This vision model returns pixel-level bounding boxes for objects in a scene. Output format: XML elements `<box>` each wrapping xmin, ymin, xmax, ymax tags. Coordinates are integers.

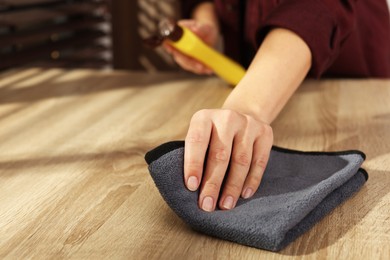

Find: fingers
<box><xmin>178</xmin><ymin>19</ymin><xmax>220</xmax><ymax>48</ymax></box>
<box><xmin>198</xmin><ymin>119</ymin><xmax>235</xmax><ymax>211</ymax></box>
<box><xmin>177</xmin><ymin>20</ymin><xmax>197</xmax><ymax>31</ymax></box>
<box><xmin>184</xmin><ymin>109</ymin><xmax>273</xmax><ymax>212</ymax></box>
<box><xmin>242</xmin><ymin>124</ymin><xmax>273</xmax><ymax>199</ymax></box>
<box><xmin>163</xmin><ymin>42</ymin><xmax>213</xmax><ymax>75</ymax></box>
<box><xmin>172</xmin><ymin>48</ymin><xmax>213</xmax><ymax>75</ymax></box>
<box><xmin>184</xmin><ymin>110</ymin><xmax>212</xmax><ymax>192</ymax></box>
<box><xmin>178</xmin><ymin>20</ymin><xmax>215</xmax><ymax>44</ymax></box>
<box><xmin>218</xmin><ymin>129</ymin><xmax>254</xmax><ymax>210</ymax></box>
<box><xmin>161</xmin><ymin>19</ymin><xmax>214</xmax><ymax>75</ymax></box>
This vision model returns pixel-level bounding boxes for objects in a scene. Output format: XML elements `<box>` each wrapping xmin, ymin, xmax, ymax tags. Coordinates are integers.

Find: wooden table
<box><xmin>0</xmin><ymin>68</ymin><xmax>389</xmax><ymax>259</ymax></box>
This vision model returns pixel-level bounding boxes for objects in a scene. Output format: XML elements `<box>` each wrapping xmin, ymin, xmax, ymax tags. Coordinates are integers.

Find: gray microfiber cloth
<box><xmin>145</xmin><ymin>141</ymin><xmax>368</xmax><ymax>251</ymax></box>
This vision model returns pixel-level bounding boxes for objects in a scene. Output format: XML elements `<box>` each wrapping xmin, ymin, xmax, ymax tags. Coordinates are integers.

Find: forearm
<box><xmin>223</xmin><ymin>28</ymin><xmax>312</xmax><ymax>124</ymax></box>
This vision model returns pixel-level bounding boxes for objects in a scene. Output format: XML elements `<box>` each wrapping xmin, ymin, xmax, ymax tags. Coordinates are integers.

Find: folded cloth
<box><xmin>145</xmin><ymin>141</ymin><xmax>368</xmax><ymax>251</ymax></box>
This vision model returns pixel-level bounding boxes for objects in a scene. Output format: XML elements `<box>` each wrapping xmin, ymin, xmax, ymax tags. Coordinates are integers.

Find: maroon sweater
<box><xmin>182</xmin><ymin>0</ymin><xmax>390</xmax><ymax>78</ymax></box>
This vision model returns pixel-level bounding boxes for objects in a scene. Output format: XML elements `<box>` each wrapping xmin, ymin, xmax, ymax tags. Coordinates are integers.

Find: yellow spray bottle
<box><xmin>149</xmin><ymin>19</ymin><xmax>246</xmax><ymax>86</ymax></box>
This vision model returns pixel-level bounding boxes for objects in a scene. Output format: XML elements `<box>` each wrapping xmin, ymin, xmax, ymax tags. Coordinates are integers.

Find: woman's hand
<box><xmin>163</xmin><ymin>19</ymin><xmax>220</xmax><ymax>75</ymax></box>
<box><xmin>181</xmin><ymin>28</ymin><xmax>311</xmax><ymax>212</ymax></box>
<box><xmin>184</xmin><ymin>109</ymin><xmax>273</xmax><ymax>211</ymax></box>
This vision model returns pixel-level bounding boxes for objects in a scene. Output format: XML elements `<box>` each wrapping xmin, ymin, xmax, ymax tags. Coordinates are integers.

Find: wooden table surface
<box><xmin>0</xmin><ymin>68</ymin><xmax>389</xmax><ymax>259</ymax></box>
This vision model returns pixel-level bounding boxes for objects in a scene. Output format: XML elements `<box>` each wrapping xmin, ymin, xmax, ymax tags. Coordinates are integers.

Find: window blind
<box><xmin>0</xmin><ymin>0</ymin><xmax>112</xmax><ymax>70</ymax></box>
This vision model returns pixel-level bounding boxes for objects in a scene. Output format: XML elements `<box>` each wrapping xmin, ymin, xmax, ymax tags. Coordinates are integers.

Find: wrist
<box><xmin>222</xmin><ymin>96</ymin><xmax>273</xmax><ymax>125</ymax></box>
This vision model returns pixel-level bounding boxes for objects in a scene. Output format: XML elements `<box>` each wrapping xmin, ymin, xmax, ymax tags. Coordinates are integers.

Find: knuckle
<box><xmin>263</xmin><ymin>124</ymin><xmax>273</xmax><ymax>136</ymax></box>
<box><xmin>232</xmin><ymin>152</ymin><xmax>251</xmax><ymax>167</ymax></box>
<box><xmin>203</xmin><ymin>181</ymin><xmax>220</xmax><ymax>193</ymax></box>
<box><xmin>249</xmin><ymin>172</ymin><xmax>263</xmax><ymax>185</ymax></box>
<box><xmin>259</xmin><ymin>124</ymin><xmax>273</xmax><ymax>137</ymax></box>
<box><xmin>186</xmin><ymin>131</ymin><xmax>203</xmax><ymax>144</ymax></box>
<box><xmin>220</xmin><ymin>110</ymin><xmax>237</xmax><ymax>124</ymax></box>
<box><xmin>253</xmin><ymin>155</ymin><xmax>268</xmax><ymax>170</ymax></box>
<box><xmin>209</xmin><ymin>147</ymin><xmax>229</xmax><ymax>162</ymax></box>
<box><xmin>186</xmin><ymin>159</ymin><xmax>203</xmax><ymax>170</ymax></box>
<box><xmin>225</xmin><ymin>181</ymin><xmax>243</xmax><ymax>194</ymax></box>
<box><xmin>256</xmin><ymin>124</ymin><xmax>265</xmax><ymax>135</ymax></box>
<box><xmin>245</xmin><ymin>114</ymin><xmax>256</xmax><ymax>125</ymax></box>
<box><xmin>192</xmin><ymin>109</ymin><xmax>210</xmax><ymax>121</ymax></box>
<box><xmin>247</xmin><ymin>117</ymin><xmax>261</xmax><ymax>131</ymax></box>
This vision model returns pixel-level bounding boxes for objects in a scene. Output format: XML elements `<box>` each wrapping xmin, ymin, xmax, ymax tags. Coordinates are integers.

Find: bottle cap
<box><xmin>143</xmin><ymin>19</ymin><xmax>183</xmax><ymax>48</ymax></box>
<box><xmin>158</xmin><ymin>19</ymin><xmax>183</xmax><ymax>42</ymax></box>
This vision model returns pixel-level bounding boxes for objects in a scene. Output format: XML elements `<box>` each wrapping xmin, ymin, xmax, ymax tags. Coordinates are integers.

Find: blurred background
<box><xmin>1</xmin><ymin>0</ymin><xmax>389</xmax><ymax>73</ymax></box>
<box><xmin>0</xmin><ymin>0</ymin><xmax>180</xmax><ymax>72</ymax></box>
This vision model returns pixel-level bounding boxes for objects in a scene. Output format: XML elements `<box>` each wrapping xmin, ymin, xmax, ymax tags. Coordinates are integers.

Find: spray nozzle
<box><xmin>143</xmin><ymin>19</ymin><xmax>183</xmax><ymax>48</ymax></box>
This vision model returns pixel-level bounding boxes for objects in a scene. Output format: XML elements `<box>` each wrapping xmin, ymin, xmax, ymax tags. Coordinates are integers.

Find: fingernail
<box><xmin>187</xmin><ymin>176</ymin><xmax>199</xmax><ymax>191</ymax></box>
<box><xmin>201</xmin><ymin>196</ymin><xmax>214</xmax><ymax>212</ymax></box>
<box><xmin>243</xmin><ymin>188</ymin><xmax>253</xmax><ymax>199</ymax></box>
<box><xmin>222</xmin><ymin>196</ymin><xmax>234</xmax><ymax>210</ymax></box>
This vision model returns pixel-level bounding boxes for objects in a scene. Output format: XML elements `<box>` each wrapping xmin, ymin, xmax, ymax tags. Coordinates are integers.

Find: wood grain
<box><xmin>0</xmin><ymin>68</ymin><xmax>389</xmax><ymax>259</ymax></box>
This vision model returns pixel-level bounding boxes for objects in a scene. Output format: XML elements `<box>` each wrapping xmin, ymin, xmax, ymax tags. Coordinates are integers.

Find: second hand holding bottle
<box><xmin>159</xmin><ymin>19</ymin><xmax>246</xmax><ymax>86</ymax></box>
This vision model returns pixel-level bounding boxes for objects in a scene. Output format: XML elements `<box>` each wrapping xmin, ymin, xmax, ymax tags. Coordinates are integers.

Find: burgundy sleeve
<box><xmin>181</xmin><ymin>0</ymin><xmax>213</xmax><ymax>19</ymax></box>
<box><xmin>256</xmin><ymin>0</ymin><xmax>358</xmax><ymax>77</ymax></box>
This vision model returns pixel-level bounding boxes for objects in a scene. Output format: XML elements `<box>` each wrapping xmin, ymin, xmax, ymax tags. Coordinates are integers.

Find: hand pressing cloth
<box><xmin>145</xmin><ymin>141</ymin><xmax>368</xmax><ymax>251</ymax></box>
